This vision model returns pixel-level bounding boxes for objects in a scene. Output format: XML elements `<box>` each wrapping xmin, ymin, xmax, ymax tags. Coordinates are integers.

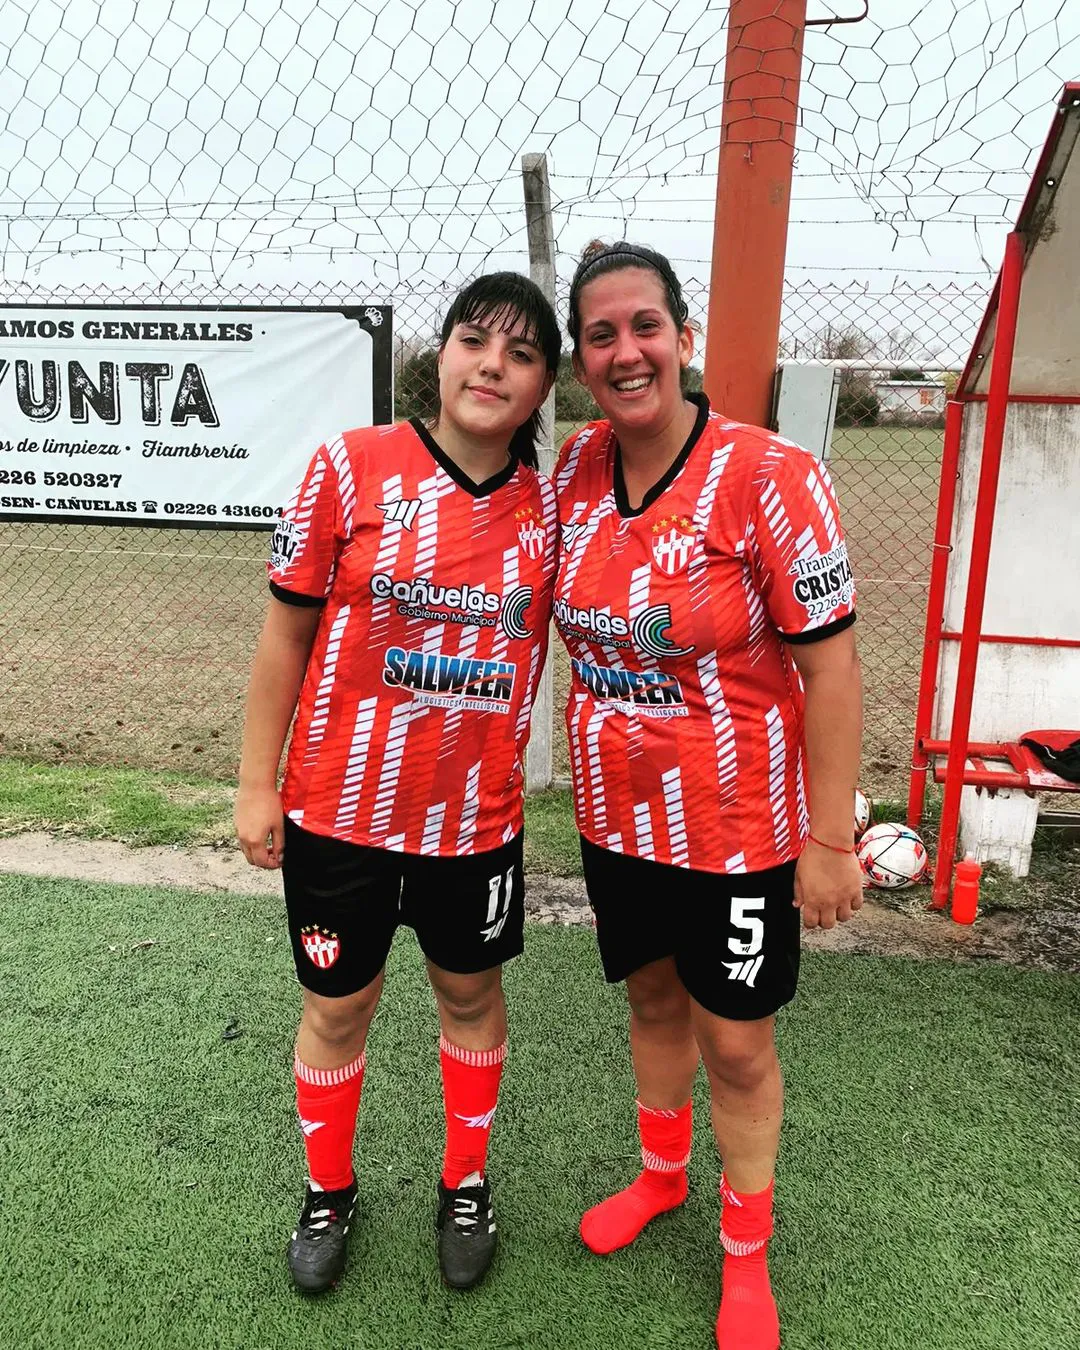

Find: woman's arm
<box><xmin>235</xmin><ymin>596</ymin><xmax>321</xmax><ymax>868</ymax></box>
<box><xmin>789</xmin><ymin>626</ymin><xmax>864</xmax><ymax>928</ymax></box>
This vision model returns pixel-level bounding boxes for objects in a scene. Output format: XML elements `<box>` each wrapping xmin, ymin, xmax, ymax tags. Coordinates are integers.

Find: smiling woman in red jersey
<box><xmin>555</xmin><ymin>241</ymin><xmax>863</xmax><ymax>1350</ymax></box>
<box><xmin>235</xmin><ymin>273</ymin><xmax>560</xmax><ymax>1298</ymax></box>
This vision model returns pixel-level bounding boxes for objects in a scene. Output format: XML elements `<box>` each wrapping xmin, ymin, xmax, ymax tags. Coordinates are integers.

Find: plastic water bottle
<box><xmin>951</xmin><ymin>855</ymin><xmax>982</xmax><ymax>925</ymax></box>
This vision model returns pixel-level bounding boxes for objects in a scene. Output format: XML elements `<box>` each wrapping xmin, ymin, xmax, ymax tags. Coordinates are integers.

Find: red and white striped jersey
<box><xmin>553</xmin><ymin>396</ymin><xmax>856</xmax><ymax>875</ymax></box>
<box><xmin>269</xmin><ymin>419</ymin><xmax>556</xmax><ymax>856</ymax></box>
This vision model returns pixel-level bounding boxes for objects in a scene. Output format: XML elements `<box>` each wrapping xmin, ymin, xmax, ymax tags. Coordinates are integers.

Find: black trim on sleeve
<box><xmin>780</xmin><ymin>611</ymin><xmax>857</xmax><ymax>645</ymax></box>
<box><xmin>269</xmin><ymin>580</ymin><xmax>326</xmax><ymax>608</ymax></box>
<box><xmin>614</xmin><ymin>392</ymin><xmax>710</xmax><ymax>518</ymax></box>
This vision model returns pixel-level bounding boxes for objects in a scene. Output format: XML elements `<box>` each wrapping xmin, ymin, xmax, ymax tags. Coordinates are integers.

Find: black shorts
<box><xmin>579</xmin><ymin>835</ymin><xmax>800</xmax><ymax>1021</ymax></box>
<box><xmin>282</xmin><ymin>818</ymin><xmax>525</xmax><ymax>998</ymax></box>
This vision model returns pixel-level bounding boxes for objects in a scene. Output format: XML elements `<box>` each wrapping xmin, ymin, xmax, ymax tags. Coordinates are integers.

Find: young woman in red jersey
<box><xmin>235</xmin><ymin>273</ymin><xmax>559</xmax><ymax>1295</ymax></box>
<box><xmin>555</xmin><ymin>242</ymin><xmax>863</xmax><ymax>1350</ymax></box>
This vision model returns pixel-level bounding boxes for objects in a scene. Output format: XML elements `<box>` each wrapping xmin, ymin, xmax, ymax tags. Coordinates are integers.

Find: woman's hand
<box><xmin>794</xmin><ymin>840</ymin><xmax>864</xmax><ymax>929</ymax></box>
<box><xmin>235</xmin><ymin>784</ymin><xmax>285</xmax><ymax>869</ymax></box>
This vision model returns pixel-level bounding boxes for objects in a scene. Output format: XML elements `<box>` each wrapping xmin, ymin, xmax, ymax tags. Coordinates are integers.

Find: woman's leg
<box><xmin>427</xmin><ymin>961</ymin><xmax>508</xmax><ymax>1187</ymax></box>
<box><xmin>426</xmin><ymin>961</ymin><xmax>506</xmax><ymax>1289</ymax></box>
<box><xmin>293</xmin><ymin>973</ymin><xmax>385</xmax><ymax>1190</ymax></box>
<box><xmin>287</xmin><ymin>973</ymin><xmax>385</xmax><ymax>1293</ymax></box>
<box><xmin>581</xmin><ymin>957</ymin><xmax>700</xmax><ymax>1254</ymax></box>
<box><xmin>692</xmin><ymin>1005</ymin><xmax>782</xmax><ymax>1350</ymax></box>
<box><xmin>628</xmin><ymin>956</ymin><xmax>701</xmax><ymax>1107</ymax></box>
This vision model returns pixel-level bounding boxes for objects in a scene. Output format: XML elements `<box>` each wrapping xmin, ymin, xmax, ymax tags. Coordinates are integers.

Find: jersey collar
<box><xmin>410</xmin><ymin>418</ymin><xmax>519</xmax><ymax>497</ymax></box>
<box><xmin>613</xmin><ymin>392</ymin><xmax>710</xmax><ymax>518</ymax></box>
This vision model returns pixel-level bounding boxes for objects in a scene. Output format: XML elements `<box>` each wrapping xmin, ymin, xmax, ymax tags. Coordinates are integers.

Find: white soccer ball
<box><xmin>854</xmin><ymin>788</ymin><xmax>872</xmax><ymax>839</ymax></box>
<box><xmin>856</xmin><ymin>822</ymin><xmax>930</xmax><ymax>890</ymax></box>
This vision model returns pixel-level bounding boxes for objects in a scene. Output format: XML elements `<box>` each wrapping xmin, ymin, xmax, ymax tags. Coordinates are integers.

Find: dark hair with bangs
<box><xmin>567</xmin><ymin>240</ymin><xmax>689</xmax><ymax>354</ymax></box>
<box><xmin>434</xmin><ymin>272</ymin><xmax>561</xmax><ymax>469</ymax></box>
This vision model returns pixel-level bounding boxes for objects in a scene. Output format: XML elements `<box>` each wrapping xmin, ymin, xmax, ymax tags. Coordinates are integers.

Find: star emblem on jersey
<box><xmin>377</xmin><ymin>498</ymin><xmax>421</xmax><ymax>531</ymax></box>
<box><xmin>515</xmin><ymin>505</ymin><xmax>545</xmax><ymax>560</ymax></box>
<box><xmin>651</xmin><ymin>516</ymin><xmax>697</xmax><ymax>576</ymax></box>
<box><xmin>300</xmin><ymin>925</ymin><xmax>340</xmax><ymax>969</ymax></box>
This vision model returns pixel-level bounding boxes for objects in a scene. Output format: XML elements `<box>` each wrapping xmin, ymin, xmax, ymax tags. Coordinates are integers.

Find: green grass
<box><xmin>0</xmin><ymin>757</ymin><xmax>582</xmax><ymax>874</ymax></box>
<box><xmin>523</xmin><ymin>788</ymin><xmax>582</xmax><ymax>876</ymax></box>
<box><xmin>829</xmin><ymin>425</ymin><xmax>945</xmax><ymax>464</ymax></box>
<box><xmin>1</xmin><ymin>872</ymin><xmax>1078</xmax><ymax>1350</ymax></box>
<box><xmin>555</xmin><ymin>420</ymin><xmax>946</xmax><ymax>466</ymax></box>
<box><xmin>0</xmin><ymin>758</ymin><xmax>235</xmax><ymax>846</ymax></box>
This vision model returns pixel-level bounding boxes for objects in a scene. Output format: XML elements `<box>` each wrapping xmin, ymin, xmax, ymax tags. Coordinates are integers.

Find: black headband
<box><xmin>573</xmin><ymin>244</ymin><xmax>677</xmax><ymax>291</ymax></box>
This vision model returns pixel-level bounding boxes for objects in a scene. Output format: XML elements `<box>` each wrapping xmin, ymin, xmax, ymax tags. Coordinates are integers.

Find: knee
<box><xmin>431</xmin><ymin>971</ymin><xmax>501</xmax><ymax>1026</ymax></box>
<box><xmin>303</xmin><ymin>980</ymin><xmax>380</xmax><ymax>1049</ymax></box>
<box><xmin>627</xmin><ymin>971</ymin><xmax>689</xmax><ymax>1027</ymax></box>
<box><xmin>703</xmin><ymin>1034</ymin><xmax>776</xmax><ymax>1093</ymax></box>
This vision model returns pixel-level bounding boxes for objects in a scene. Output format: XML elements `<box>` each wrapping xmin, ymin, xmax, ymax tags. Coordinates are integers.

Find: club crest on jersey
<box><xmin>300</xmin><ymin>925</ymin><xmax>340</xmax><ymax>970</ymax></box>
<box><xmin>651</xmin><ymin>516</ymin><xmax>697</xmax><ymax>576</ymax></box>
<box><xmin>515</xmin><ymin>505</ymin><xmax>545</xmax><ymax>560</ymax></box>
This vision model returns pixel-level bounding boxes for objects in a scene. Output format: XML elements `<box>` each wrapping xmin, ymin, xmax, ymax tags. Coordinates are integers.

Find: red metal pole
<box><xmin>907</xmin><ymin>399</ymin><xmax>964</xmax><ymax>830</ymax></box>
<box><xmin>704</xmin><ymin>0</ymin><xmax>807</xmax><ymax>427</ymax></box>
<box><xmin>932</xmin><ymin>232</ymin><xmax>1026</xmax><ymax>912</ymax></box>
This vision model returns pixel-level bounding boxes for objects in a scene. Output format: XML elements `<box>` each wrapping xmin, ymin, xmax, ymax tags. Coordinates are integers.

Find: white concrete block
<box><xmin>958</xmin><ymin>784</ymin><xmax>1039</xmax><ymax>878</ymax></box>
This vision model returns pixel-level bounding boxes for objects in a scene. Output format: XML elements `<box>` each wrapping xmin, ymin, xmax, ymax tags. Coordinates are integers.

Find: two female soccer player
<box><xmin>235</xmin><ymin>273</ymin><xmax>561</xmax><ymax>1294</ymax></box>
<box><xmin>554</xmin><ymin>241</ymin><xmax>863</xmax><ymax>1350</ymax></box>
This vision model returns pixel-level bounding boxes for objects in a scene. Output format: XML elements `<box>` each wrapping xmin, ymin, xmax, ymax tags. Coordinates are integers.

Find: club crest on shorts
<box><xmin>300</xmin><ymin>925</ymin><xmax>340</xmax><ymax>969</ymax></box>
<box><xmin>651</xmin><ymin>516</ymin><xmax>697</xmax><ymax>576</ymax></box>
<box><xmin>515</xmin><ymin>505</ymin><xmax>545</xmax><ymax>560</ymax></box>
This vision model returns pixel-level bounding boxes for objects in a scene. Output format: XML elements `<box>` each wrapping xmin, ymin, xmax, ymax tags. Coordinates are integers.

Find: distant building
<box><xmin>873</xmin><ymin>379</ymin><xmax>947</xmax><ymax>424</ymax></box>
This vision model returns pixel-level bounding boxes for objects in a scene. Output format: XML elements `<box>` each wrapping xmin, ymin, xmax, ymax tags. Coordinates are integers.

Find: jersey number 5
<box><xmin>728</xmin><ymin>897</ymin><xmax>765</xmax><ymax>956</ymax></box>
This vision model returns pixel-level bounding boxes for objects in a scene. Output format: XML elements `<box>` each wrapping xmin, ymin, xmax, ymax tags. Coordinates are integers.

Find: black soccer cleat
<box><xmin>286</xmin><ymin>1179</ymin><xmax>358</xmax><ymax>1294</ymax></box>
<box><xmin>436</xmin><ymin>1171</ymin><xmax>498</xmax><ymax>1290</ymax></box>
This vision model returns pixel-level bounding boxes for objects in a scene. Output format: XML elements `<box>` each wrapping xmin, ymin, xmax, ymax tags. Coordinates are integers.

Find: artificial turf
<box><xmin>2</xmin><ymin>873</ymin><xmax>1078</xmax><ymax>1350</ymax></box>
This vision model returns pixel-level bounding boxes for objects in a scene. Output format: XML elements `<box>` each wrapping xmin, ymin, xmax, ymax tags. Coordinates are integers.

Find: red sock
<box><xmin>439</xmin><ymin>1036</ymin><xmax>506</xmax><ymax>1188</ymax></box>
<box><xmin>294</xmin><ymin>1049</ymin><xmax>365</xmax><ymax>1192</ymax></box>
<box><xmin>716</xmin><ymin>1175</ymin><xmax>779</xmax><ymax>1350</ymax></box>
<box><xmin>580</xmin><ymin>1099</ymin><xmax>692</xmax><ymax>1255</ymax></box>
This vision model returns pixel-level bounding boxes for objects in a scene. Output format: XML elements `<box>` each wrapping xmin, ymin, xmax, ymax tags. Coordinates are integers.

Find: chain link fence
<box><xmin>4</xmin><ymin>0</ymin><xmax>1072</xmax><ymax>800</ymax></box>
<box><xmin>778</xmin><ymin>281</ymin><xmax>991</xmax><ymax>801</ymax></box>
<box><xmin>0</xmin><ymin>274</ymin><xmax>989</xmax><ymax>801</ymax></box>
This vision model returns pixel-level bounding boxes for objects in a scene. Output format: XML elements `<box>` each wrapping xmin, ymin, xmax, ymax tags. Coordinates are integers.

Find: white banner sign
<box><xmin>0</xmin><ymin>306</ymin><xmax>392</xmax><ymax>527</ymax></box>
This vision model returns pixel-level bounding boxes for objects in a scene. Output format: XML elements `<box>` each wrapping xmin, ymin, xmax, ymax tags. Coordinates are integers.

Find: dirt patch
<box><xmin>2</xmin><ymin>832</ymin><xmax>1076</xmax><ymax>975</ymax></box>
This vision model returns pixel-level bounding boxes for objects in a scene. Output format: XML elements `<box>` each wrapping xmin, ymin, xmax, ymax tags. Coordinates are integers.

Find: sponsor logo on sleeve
<box><xmin>789</xmin><ymin>543</ymin><xmax>854</xmax><ymax>618</ymax></box>
<box><xmin>270</xmin><ymin>517</ymin><xmax>303</xmax><ymax>570</ymax></box>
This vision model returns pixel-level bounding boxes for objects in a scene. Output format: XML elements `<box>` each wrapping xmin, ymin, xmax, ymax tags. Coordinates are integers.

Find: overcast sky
<box><xmin>1</xmin><ymin>0</ymin><xmax>1077</xmax><ymax>314</ymax></box>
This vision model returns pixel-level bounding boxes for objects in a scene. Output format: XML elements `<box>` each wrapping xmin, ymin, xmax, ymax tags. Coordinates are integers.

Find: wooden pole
<box><xmin>704</xmin><ymin>0</ymin><xmax>807</xmax><ymax>427</ymax></box>
<box><xmin>522</xmin><ymin>152</ymin><xmax>556</xmax><ymax>794</ymax></box>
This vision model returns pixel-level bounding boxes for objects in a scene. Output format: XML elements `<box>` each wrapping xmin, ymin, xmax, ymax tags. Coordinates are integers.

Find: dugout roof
<box><xmin>959</xmin><ymin>83</ymin><xmax>1080</xmax><ymax>400</ymax></box>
